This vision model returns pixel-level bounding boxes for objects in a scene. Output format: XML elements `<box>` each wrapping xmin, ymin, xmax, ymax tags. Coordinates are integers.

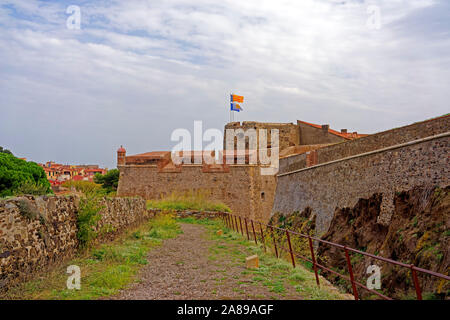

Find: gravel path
<box><xmin>110</xmin><ymin>223</ymin><xmax>304</xmax><ymax>300</ymax></box>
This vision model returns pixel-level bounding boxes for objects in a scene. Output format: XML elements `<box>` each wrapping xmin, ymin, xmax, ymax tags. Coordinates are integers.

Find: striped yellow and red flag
<box><xmin>231</xmin><ymin>94</ymin><xmax>244</xmax><ymax>103</ymax></box>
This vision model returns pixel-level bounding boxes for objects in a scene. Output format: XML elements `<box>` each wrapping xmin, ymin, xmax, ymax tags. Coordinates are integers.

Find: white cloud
<box><xmin>0</xmin><ymin>0</ymin><xmax>448</xmax><ymax>167</ymax></box>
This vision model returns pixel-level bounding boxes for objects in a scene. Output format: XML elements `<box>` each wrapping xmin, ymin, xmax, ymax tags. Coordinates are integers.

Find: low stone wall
<box><xmin>148</xmin><ymin>208</ymin><xmax>226</xmax><ymax>219</ymax></box>
<box><xmin>94</xmin><ymin>197</ymin><xmax>148</xmax><ymax>242</ymax></box>
<box><xmin>0</xmin><ymin>196</ymin><xmax>78</xmax><ymax>291</ymax></box>
<box><xmin>0</xmin><ymin>195</ymin><xmax>147</xmax><ymax>291</ymax></box>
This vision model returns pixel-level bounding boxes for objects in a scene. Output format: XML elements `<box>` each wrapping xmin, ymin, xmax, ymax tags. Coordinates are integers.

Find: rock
<box><xmin>245</xmin><ymin>255</ymin><xmax>259</xmax><ymax>269</ymax></box>
<box><xmin>5</xmin><ymin>203</ymin><xmax>16</xmax><ymax>210</ymax></box>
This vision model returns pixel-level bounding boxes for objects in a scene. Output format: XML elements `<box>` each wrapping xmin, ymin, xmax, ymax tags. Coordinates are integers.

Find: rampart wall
<box><xmin>273</xmin><ymin>116</ymin><xmax>450</xmax><ymax>235</ymax></box>
<box><xmin>314</xmin><ymin>115</ymin><xmax>449</xmax><ymax>166</ymax></box>
<box><xmin>117</xmin><ymin>165</ymin><xmax>276</xmax><ymax>222</ymax></box>
<box><xmin>274</xmin><ymin>134</ymin><xmax>449</xmax><ymax>234</ymax></box>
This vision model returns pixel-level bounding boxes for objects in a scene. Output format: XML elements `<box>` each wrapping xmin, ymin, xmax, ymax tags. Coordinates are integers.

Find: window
<box><xmin>261</xmin><ymin>192</ymin><xmax>265</xmax><ymax>200</ymax></box>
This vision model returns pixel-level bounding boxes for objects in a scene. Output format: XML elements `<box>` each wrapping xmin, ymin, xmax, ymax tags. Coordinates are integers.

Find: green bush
<box><xmin>0</xmin><ymin>146</ymin><xmax>13</xmax><ymax>155</ymax></box>
<box><xmin>62</xmin><ymin>180</ymin><xmax>103</xmax><ymax>196</ymax></box>
<box><xmin>94</xmin><ymin>169</ymin><xmax>119</xmax><ymax>193</ymax></box>
<box><xmin>77</xmin><ymin>195</ymin><xmax>104</xmax><ymax>248</ymax></box>
<box><xmin>16</xmin><ymin>181</ymin><xmax>52</xmax><ymax>196</ymax></box>
<box><xmin>0</xmin><ymin>153</ymin><xmax>52</xmax><ymax>197</ymax></box>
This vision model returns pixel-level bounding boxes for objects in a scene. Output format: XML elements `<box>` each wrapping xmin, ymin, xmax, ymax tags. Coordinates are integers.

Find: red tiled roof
<box><xmin>172</xmin><ymin>150</ymin><xmax>216</xmax><ymax>157</ymax></box>
<box><xmin>297</xmin><ymin>120</ymin><xmax>368</xmax><ymax>139</ymax></box>
<box><xmin>127</xmin><ymin>151</ymin><xmax>171</xmax><ymax>159</ymax></box>
<box><xmin>48</xmin><ymin>179</ymin><xmax>63</xmax><ymax>186</ymax></box>
<box><xmin>85</xmin><ymin>168</ymin><xmax>104</xmax><ymax>172</ymax></box>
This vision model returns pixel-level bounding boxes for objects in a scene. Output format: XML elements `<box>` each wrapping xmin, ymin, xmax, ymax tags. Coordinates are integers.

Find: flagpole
<box><xmin>229</xmin><ymin>93</ymin><xmax>231</xmax><ymax>123</ymax></box>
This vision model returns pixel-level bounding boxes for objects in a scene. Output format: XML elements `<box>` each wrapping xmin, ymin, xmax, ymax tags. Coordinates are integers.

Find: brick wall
<box><xmin>0</xmin><ymin>195</ymin><xmax>147</xmax><ymax>291</ymax></box>
<box><xmin>273</xmin><ymin>134</ymin><xmax>450</xmax><ymax>235</ymax></box>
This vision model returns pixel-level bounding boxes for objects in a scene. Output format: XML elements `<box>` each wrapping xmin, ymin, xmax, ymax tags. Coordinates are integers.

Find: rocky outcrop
<box><xmin>317</xmin><ymin>186</ymin><xmax>449</xmax><ymax>299</ymax></box>
<box><xmin>269</xmin><ymin>208</ymin><xmax>317</xmax><ymax>260</ymax></box>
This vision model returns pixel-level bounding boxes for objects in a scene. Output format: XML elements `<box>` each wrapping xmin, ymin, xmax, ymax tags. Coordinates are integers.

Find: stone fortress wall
<box><xmin>273</xmin><ymin>115</ymin><xmax>450</xmax><ymax>234</ymax></box>
<box><xmin>118</xmin><ymin>120</ymin><xmax>359</xmax><ymax>222</ymax></box>
<box><xmin>117</xmin><ymin>115</ymin><xmax>449</xmax><ymax>234</ymax></box>
<box><xmin>118</xmin><ymin>164</ymin><xmax>276</xmax><ymax>222</ymax></box>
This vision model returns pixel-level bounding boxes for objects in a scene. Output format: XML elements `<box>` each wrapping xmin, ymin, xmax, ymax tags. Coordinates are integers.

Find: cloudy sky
<box><xmin>0</xmin><ymin>0</ymin><xmax>449</xmax><ymax>168</ymax></box>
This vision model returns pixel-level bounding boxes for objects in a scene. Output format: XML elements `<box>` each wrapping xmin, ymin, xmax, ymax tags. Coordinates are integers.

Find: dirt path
<box><xmin>110</xmin><ymin>223</ymin><xmax>305</xmax><ymax>300</ymax></box>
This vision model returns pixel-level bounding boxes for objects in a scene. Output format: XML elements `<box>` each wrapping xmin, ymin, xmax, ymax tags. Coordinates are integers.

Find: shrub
<box><xmin>16</xmin><ymin>181</ymin><xmax>51</xmax><ymax>196</ymax></box>
<box><xmin>77</xmin><ymin>195</ymin><xmax>104</xmax><ymax>248</ymax></box>
<box><xmin>0</xmin><ymin>146</ymin><xmax>13</xmax><ymax>155</ymax></box>
<box><xmin>94</xmin><ymin>169</ymin><xmax>119</xmax><ymax>193</ymax></box>
<box><xmin>62</xmin><ymin>180</ymin><xmax>103</xmax><ymax>196</ymax></box>
<box><xmin>17</xmin><ymin>199</ymin><xmax>39</xmax><ymax>220</ymax></box>
<box><xmin>0</xmin><ymin>153</ymin><xmax>52</xmax><ymax>197</ymax></box>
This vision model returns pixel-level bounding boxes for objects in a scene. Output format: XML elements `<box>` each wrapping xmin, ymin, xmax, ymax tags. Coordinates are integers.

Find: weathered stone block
<box><xmin>246</xmin><ymin>255</ymin><xmax>259</xmax><ymax>269</ymax></box>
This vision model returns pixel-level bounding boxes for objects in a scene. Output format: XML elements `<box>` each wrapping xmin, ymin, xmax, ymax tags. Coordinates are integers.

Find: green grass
<box><xmin>2</xmin><ymin>214</ymin><xmax>181</xmax><ymax>300</ymax></box>
<box><xmin>147</xmin><ymin>191</ymin><xmax>231</xmax><ymax>212</ymax></box>
<box><xmin>180</xmin><ymin>217</ymin><xmax>349</xmax><ymax>300</ymax></box>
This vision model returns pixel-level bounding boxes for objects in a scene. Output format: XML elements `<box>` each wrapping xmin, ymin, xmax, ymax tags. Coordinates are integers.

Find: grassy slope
<box><xmin>147</xmin><ymin>191</ymin><xmax>231</xmax><ymax>212</ymax></box>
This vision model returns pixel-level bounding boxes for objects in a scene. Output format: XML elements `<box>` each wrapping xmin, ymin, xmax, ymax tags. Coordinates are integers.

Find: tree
<box><xmin>0</xmin><ymin>153</ymin><xmax>52</xmax><ymax>197</ymax></box>
<box><xmin>0</xmin><ymin>146</ymin><xmax>13</xmax><ymax>155</ymax></box>
<box><xmin>94</xmin><ymin>169</ymin><xmax>119</xmax><ymax>193</ymax></box>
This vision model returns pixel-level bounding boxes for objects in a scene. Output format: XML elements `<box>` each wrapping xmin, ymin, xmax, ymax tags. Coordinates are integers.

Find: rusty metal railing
<box><xmin>218</xmin><ymin>212</ymin><xmax>450</xmax><ymax>300</ymax></box>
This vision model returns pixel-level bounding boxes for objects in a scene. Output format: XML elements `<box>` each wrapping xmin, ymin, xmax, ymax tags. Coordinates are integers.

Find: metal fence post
<box><xmin>239</xmin><ymin>217</ymin><xmax>244</xmax><ymax>236</ymax></box>
<box><xmin>308</xmin><ymin>236</ymin><xmax>320</xmax><ymax>287</ymax></box>
<box><xmin>411</xmin><ymin>265</ymin><xmax>423</xmax><ymax>300</ymax></box>
<box><xmin>259</xmin><ymin>222</ymin><xmax>266</xmax><ymax>252</ymax></box>
<box><xmin>251</xmin><ymin>220</ymin><xmax>258</xmax><ymax>245</ymax></box>
<box><xmin>286</xmin><ymin>230</ymin><xmax>296</xmax><ymax>268</ymax></box>
<box><xmin>344</xmin><ymin>247</ymin><xmax>359</xmax><ymax>300</ymax></box>
<box><xmin>244</xmin><ymin>218</ymin><xmax>250</xmax><ymax>240</ymax></box>
<box><xmin>270</xmin><ymin>226</ymin><xmax>279</xmax><ymax>258</ymax></box>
